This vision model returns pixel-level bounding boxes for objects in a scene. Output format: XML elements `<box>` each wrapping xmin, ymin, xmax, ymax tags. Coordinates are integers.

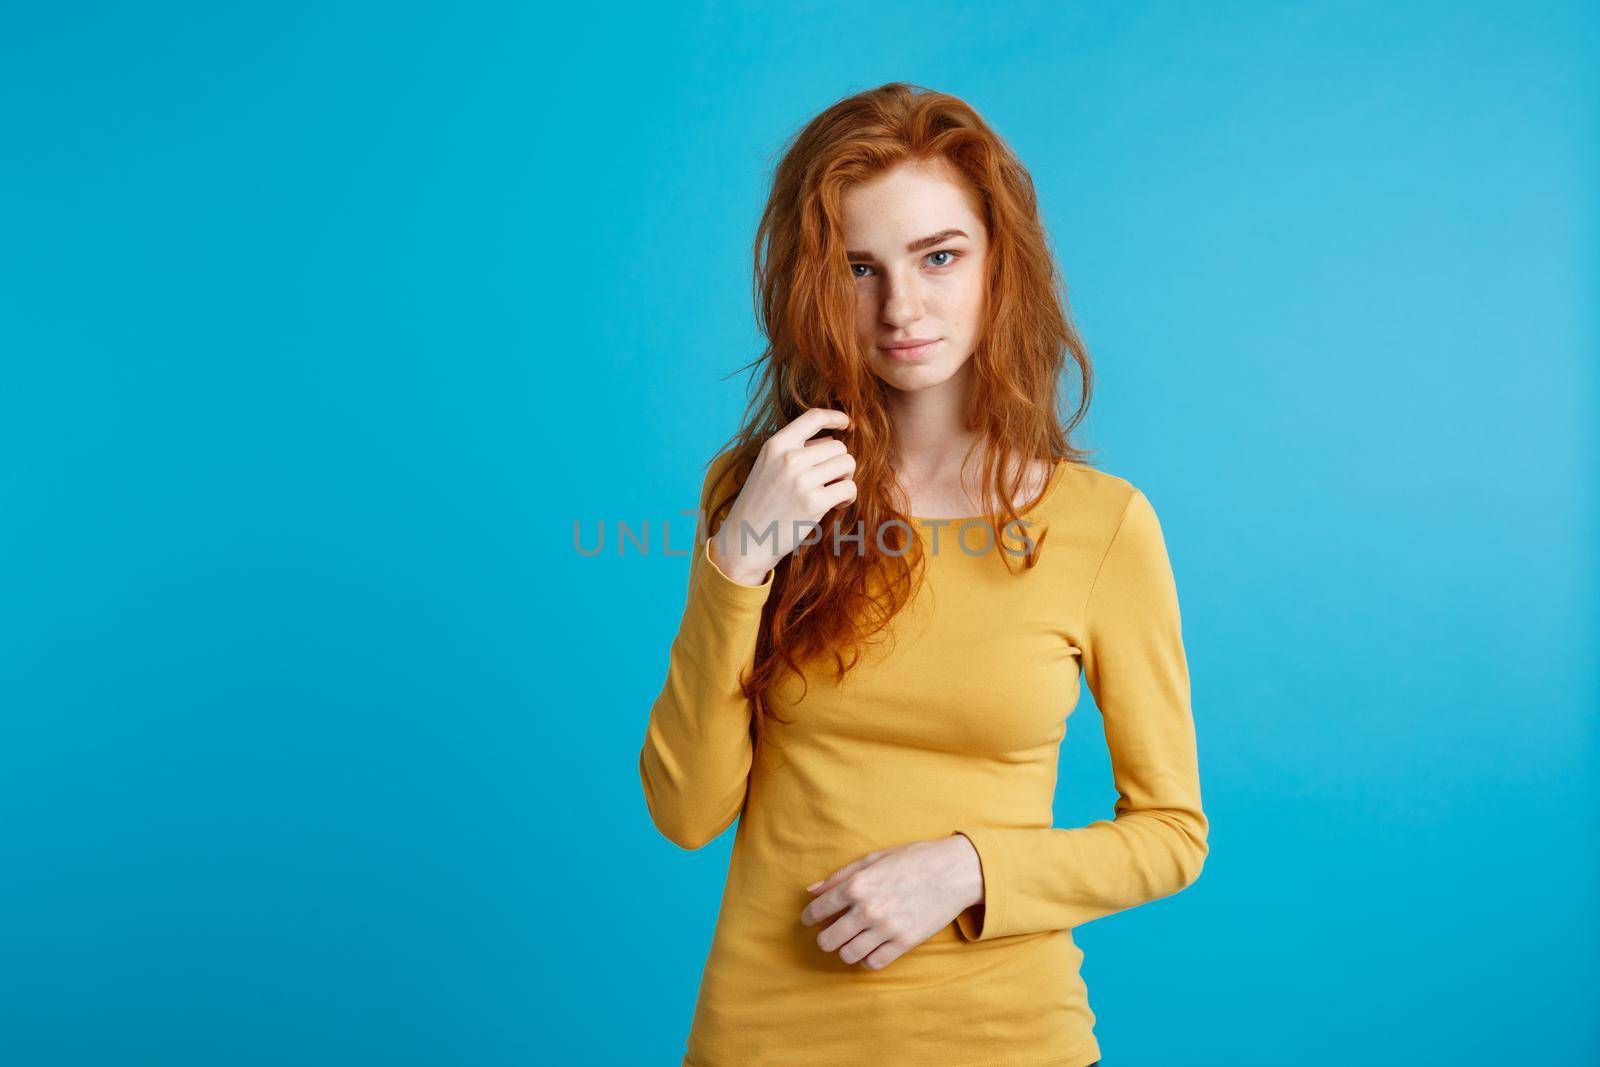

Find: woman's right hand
<box><xmin>707</xmin><ymin>408</ymin><xmax>857</xmax><ymax>586</ymax></box>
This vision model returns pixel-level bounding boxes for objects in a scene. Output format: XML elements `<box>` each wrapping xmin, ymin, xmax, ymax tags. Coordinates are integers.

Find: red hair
<box><xmin>701</xmin><ymin>81</ymin><xmax>1097</xmax><ymax>750</ymax></box>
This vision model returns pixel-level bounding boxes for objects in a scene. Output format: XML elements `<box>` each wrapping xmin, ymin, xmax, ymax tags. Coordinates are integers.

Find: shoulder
<box><xmin>1052</xmin><ymin>460</ymin><xmax>1146</xmax><ymax>523</ymax></box>
<box><xmin>1042</xmin><ymin>462</ymin><xmax>1178</xmax><ymax>572</ymax></box>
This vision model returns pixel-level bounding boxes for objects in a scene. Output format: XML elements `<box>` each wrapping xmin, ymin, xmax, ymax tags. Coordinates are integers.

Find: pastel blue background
<box><xmin>2</xmin><ymin>2</ymin><xmax>1594</xmax><ymax>1064</ymax></box>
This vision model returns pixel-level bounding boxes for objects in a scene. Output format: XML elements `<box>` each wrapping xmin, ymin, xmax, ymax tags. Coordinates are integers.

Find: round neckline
<box><xmin>907</xmin><ymin>458</ymin><xmax>1068</xmax><ymax>525</ymax></box>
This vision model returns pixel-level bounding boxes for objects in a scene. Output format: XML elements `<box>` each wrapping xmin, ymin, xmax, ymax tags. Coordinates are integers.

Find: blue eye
<box><xmin>850</xmin><ymin>249</ymin><xmax>961</xmax><ymax>279</ymax></box>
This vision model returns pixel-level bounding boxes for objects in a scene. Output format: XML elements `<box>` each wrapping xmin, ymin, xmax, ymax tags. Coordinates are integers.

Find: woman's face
<box><xmin>840</xmin><ymin>158</ymin><xmax>989</xmax><ymax>394</ymax></box>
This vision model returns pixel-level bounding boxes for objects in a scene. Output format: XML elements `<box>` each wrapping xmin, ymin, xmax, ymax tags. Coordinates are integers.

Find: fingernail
<box><xmin>806</xmin><ymin>880</ymin><xmax>821</xmax><ymax>891</ymax></box>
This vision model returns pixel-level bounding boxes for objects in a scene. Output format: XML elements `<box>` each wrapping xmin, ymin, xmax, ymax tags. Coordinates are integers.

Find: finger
<box><xmin>801</xmin><ymin>883</ymin><xmax>854</xmax><ymax>926</ymax></box>
<box><xmin>814</xmin><ymin>477</ymin><xmax>857</xmax><ymax>513</ymax></box>
<box><xmin>798</xmin><ymin>436</ymin><xmax>850</xmax><ymax>466</ymax></box>
<box><xmin>804</xmin><ymin>852</ymin><xmax>874</xmax><ymax>895</ymax></box>
<box><xmin>768</xmin><ymin>408</ymin><xmax>851</xmax><ymax>455</ymax></box>
<box><xmin>805</xmin><ymin>871</ymin><xmax>836</xmax><ymax>894</ymax></box>
<box><xmin>806</xmin><ymin>450</ymin><xmax>856</xmax><ymax>488</ymax></box>
<box><xmin>859</xmin><ymin>939</ymin><xmax>903</xmax><ymax>971</ymax></box>
<box><xmin>839</xmin><ymin>928</ymin><xmax>893</xmax><ymax>967</ymax></box>
<box><xmin>816</xmin><ymin>908</ymin><xmax>869</xmax><ymax>954</ymax></box>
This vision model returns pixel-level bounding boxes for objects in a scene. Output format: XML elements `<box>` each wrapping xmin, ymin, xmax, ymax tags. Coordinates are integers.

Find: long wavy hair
<box><xmin>700</xmin><ymin>81</ymin><xmax>1096</xmax><ymax>749</ymax></box>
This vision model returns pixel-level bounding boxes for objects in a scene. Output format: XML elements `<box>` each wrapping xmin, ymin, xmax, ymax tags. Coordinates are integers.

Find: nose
<box><xmin>880</xmin><ymin>267</ymin><xmax>926</xmax><ymax>328</ymax></box>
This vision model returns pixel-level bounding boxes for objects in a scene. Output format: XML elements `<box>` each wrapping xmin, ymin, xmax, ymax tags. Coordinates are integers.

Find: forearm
<box><xmin>639</xmin><ymin>535</ymin><xmax>773</xmax><ymax>850</ymax></box>
<box><xmin>952</xmin><ymin>804</ymin><xmax>1207</xmax><ymax>940</ymax></box>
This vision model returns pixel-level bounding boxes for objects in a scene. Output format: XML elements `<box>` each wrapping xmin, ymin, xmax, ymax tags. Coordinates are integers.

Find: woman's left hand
<box><xmin>800</xmin><ymin>834</ymin><xmax>985</xmax><ymax>970</ymax></box>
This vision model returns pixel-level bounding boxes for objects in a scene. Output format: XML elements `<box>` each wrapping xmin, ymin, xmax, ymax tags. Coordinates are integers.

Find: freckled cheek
<box><xmin>855</xmin><ymin>303</ymin><xmax>876</xmax><ymax>347</ymax></box>
<box><xmin>956</xmin><ymin>284</ymin><xmax>984</xmax><ymax>338</ymax></box>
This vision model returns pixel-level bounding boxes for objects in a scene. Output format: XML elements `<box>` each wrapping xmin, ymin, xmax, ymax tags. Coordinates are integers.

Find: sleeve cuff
<box><xmin>694</xmin><ymin>535</ymin><xmax>775</xmax><ymax>607</ymax></box>
<box><xmin>950</xmin><ymin>828</ymin><xmax>1009</xmax><ymax>941</ymax></box>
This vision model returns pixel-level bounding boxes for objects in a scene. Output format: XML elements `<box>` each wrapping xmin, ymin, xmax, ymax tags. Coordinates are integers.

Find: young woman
<box><xmin>639</xmin><ymin>82</ymin><xmax>1206</xmax><ymax>1067</ymax></box>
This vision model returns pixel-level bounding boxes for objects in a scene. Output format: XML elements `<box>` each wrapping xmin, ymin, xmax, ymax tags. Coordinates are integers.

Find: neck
<box><xmin>885</xmin><ymin>360</ymin><xmax>980</xmax><ymax>480</ymax></box>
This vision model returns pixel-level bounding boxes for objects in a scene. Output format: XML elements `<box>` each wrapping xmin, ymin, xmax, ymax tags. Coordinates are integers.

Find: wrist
<box><xmin>708</xmin><ymin>542</ymin><xmax>770</xmax><ymax>587</ymax></box>
<box><xmin>951</xmin><ymin>833</ymin><xmax>985</xmax><ymax>908</ymax></box>
<box><xmin>726</xmin><ymin>564</ymin><xmax>771</xmax><ymax>587</ymax></box>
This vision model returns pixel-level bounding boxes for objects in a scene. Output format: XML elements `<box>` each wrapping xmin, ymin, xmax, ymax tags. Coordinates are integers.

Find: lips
<box><xmin>878</xmin><ymin>339</ymin><xmax>941</xmax><ymax>362</ymax></box>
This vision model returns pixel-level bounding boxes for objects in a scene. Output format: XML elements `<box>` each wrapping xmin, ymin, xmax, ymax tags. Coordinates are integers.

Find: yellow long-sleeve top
<box><xmin>640</xmin><ymin>454</ymin><xmax>1208</xmax><ymax>1067</ymax></box>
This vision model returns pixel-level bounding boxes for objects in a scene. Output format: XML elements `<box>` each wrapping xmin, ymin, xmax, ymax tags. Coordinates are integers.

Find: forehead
<box><xmin>839</xmin><ymin>159</ymin><xmax>985</xmax><ymax>244</ymax></box>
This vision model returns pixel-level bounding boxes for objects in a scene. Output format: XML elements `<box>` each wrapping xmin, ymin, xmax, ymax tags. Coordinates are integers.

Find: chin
<box><xmin>873</xmin><ymin>357</ymin><xmax>965</xmax><ymax>391</ymax></box>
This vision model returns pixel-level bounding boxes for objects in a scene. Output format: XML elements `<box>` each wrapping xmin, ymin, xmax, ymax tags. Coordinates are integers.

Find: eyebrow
<box><xmin>846</xmin><ymin>228</ymin><xmax>970</xmax><ymax>261</ymax></box>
